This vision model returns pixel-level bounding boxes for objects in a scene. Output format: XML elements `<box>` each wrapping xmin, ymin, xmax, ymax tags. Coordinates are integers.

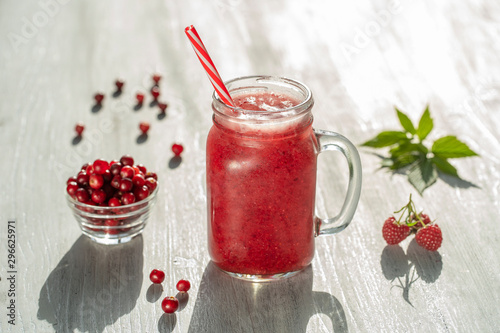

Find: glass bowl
<box><xmin>66</xmin><ymin>186</ymin><xmax>158</xmax><ymax>245</ymax></box>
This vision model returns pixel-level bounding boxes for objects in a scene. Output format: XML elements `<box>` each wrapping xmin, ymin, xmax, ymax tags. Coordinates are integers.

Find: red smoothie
<box><xmin>206</xmin><ymin>91</ymin><xmax>317</xmax><ymax>276</ymax></box>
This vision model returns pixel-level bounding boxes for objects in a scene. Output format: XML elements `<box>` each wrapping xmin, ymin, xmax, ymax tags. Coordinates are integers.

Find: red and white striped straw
<box><xmin>184</xmin><ymin>25</ymin><xmax>235</xmax><ymax>107</ymax></box>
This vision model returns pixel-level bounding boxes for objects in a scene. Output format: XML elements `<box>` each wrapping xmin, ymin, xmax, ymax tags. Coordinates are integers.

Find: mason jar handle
<box><xmin>314</xmin><ymin>129</ymin><xmax>362</xmax><ymax>236</ymax></box>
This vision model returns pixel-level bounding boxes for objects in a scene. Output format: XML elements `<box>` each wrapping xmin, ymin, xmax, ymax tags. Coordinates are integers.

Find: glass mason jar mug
<box><xmin>206</xmin><ymin>76</ymin><xmax>362</xmax><ymax>281</ymax></box>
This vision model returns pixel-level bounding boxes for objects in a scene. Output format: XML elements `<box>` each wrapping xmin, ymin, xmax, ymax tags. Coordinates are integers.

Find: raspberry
<box><xmin>415</xmin><ymin>224</ymin><xmax>442</xmax><ymax>251</ymax></box>
<box><xmin>382</xmin><ymin>217</ymin><xmax>410</xmax><ymax>245</ymax></box>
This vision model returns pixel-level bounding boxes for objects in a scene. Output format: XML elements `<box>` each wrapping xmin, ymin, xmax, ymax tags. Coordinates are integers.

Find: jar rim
<box><xmin>212</xmin><ymin>75</ymin><xmax>313</xmax><ymax>119</ymax></box>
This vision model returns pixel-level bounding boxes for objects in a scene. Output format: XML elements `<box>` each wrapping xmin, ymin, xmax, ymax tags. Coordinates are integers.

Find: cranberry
<box><xmin>75</xmin><ymin>123</ymin><xmax>85</xmax><ymax>136</ymax></box>
<box><xmin>67</xmin><ymin>176</ymin><xmax>78</xmax><ymax>185</ymax></box>
<box><xmin>136</xmin><ymin>164</ymin><xmax>147</xmax><ymax>174</ymax></box>
<box><xmin>136</xmin><ymin>93</ymin><xmax>145</xmax><ymax>104</ymax></box>
<box><xmin>132</xmin><ymin>166</ymin><xmax>142</xmax><ymax>175</ymax></box>
<box><xmin>161</xmin><ymin>297</ymin><xmax>179</xmax><ymax>314</ymax></box>
<box><xmin>110</xmin><ymin>163</ymin><xmax>122</xmax><ymax>176</ymax></box>
<box><xmin>105</xmin><ymin>219</ymin><xmax>119</xmax><ymax>227</ymax></box>
<box><xmin>152</xmin><ymin>74</ymin><xmax>161</xmax><ymax>84</ymax></box>
<box><xmin>120</xmin><ymin>165</ymin><xmax>135</xmax><ymax>179</ymax></box>
<box><xmin>67</xmin><ymin>182</ymin><xmax>79</xmax><ymax>196</ymax></box>
<box><xmin>119</xmin><ymin>178</ymin><xmax>133</xmax><ymax>192</ymax></box>
<box><xmin>115</xmin><ymin>79</ymin><xmax>124</xmax><ymax>90</ymax></box>
<box><xmin>151</xmin><ymin>86</ymin><xmax>160</xmax><ymax>100</ymax></box>
<box><xmin>139</xmin><ymin>122</ymin><xmax>150</xmax><ymax>134</ymax></box>
<box><xmin>132</xmin><ymin>174</ymin><xmax>146</xmax><ymax>187</ymax></box>
<box><xmin>76</xmin><ymin>171</ymin><xmax>89</xmax><ymax>186</ymax></box>
<box><xmin>145</xmin><ymin>178</ymin><xmax>157</xmax><ymax>192</ymax></box>
<box><xmin>172</xmin><ymin>143</ymin><xmax>184</xmax><ymax>156</ymax></box>
<box><xmin>75</xmin><ymin>188</ymin><xmax>90</xmax><ymax>203</ymax></box>
<box><xmin>149</xmin><ymin>269</ymin><xmax>165</xmax><ymax>284</ymax></box>
<box><xmin>158</xmin><ymin>102</ymin><xmax>168</xmax><ymax>113</ymax></box>
<box><xmin>176</xmin><ymin>280</ymin><xmax>191</xmax><ymax>292</ymax></box>
<box><xmin>121</xmin><ymin>192</ymin><xmax>136</xmax><ymax>205</ymax></box>
<box><xmin>86</xmin><ymin>164</ymin><xmax>95</xmax><ymax>175</ymax></box>
<box><xmin>145</xmin><ymin>171</ymin><xmax>157</xmax><ymax>180</ymax></box>
<box><xmin>102</xmin><ymin>183</ymin><xmax>115</xmax><ymax>198</ymax></box>
<box><xmin>91</xmin><ymin>189</ymin><xmax>106</xmax><ymax>204</ymax></box>
<box><xmin>102</xmin><ymin>169</ymin><xmax>112</xmax><ymax>182</ymax></box>
<box><xmin>110</xmin><ymin>175</ymin><xmax>121</xmax><ymax>189</ymax></box>
<box><xmin>89</xmin><ymin>174</ymin><xmax>104</xmax><ymax>189</ymax></box>
<box><xmin>110</xmin><ymin>159</ymin><xmax>120</xmax><ymax>165</ymax></box>
<box><xmin>81</xmin><ymin>162</ymin><xmax>91</xmax><ymax>171</ymax></box>
<box><xmin>120</xmin><ymin>155</ymin><xmax>134</xmax><ymax>166</ymax></box>
<box><xmin>108</xmin><ymin>197</ymin><xmax>121</xmax><ymax>207</ymax></box>
<box><xmin>93</xmin><ymin>159</ymin><xmax>110</xmax><ymax>175</ymax></box>
<box><xmin>94</xmin><ymin>93</ymin><xmax>104</xmax><ymax>104</ymax></box>
<box><xmin>134</xmin><ymin>185</ymin><xmax>150</xmax><ymax>201</ymax></box>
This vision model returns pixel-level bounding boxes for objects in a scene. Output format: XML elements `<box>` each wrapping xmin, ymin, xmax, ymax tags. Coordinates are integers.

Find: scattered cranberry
<box><xmin>161</xmin><ymin>297</ymin><xmax>179</xmax><ymax>314</ymax></box>
<box><xmin>94</xmin><ymin>93</ymin><xmax>104</xmax><ymax>104</ymax></box>
<box><xmin>75</xmin><ymin>123</ymin><xmax>85</xmax><ymax>136</ymax></box>
<box><xmin>89</xmin><ymin>174</ymin><xmax>104</xmax><ymax>189</ymax></box>
<box><xmin>93</xmin><ymin>159</ymin><xmax>110</xmax><ymax>175</ymax></box>
<box><xmin>120</xmin><ymin>155</ymin><xmax>134</xmax><ymax>166</ymax></box>
<box><xmin>152</xmin><ymin>73</ymin><xmax>162</xmax><ymax>84</ymax></box>
<box><xmin>172</xmin><ymin>143</ymin><xmax>184</xmax><ymax>156</ymax></box>
<box><xmin>121</xmin><ymin>192</ymin><xmax>136</xmax><ymax>205</ymax></box>
<box><xmin>149</xmin><ymin>269</ymin><xmax>165</xmax><ymax>284</ymax></box>
<box><xmin>151</xmin><ymin>86</ymin><xmax>160</xmax><ymax>100</ymax></box>
<box><xmin>120</xmin><ymin>165</ymin><xmax>135</xmax><ymax>179</ymax></box>
<box><xmin>158</xmin><ymin>102</ymin><xmax>168</xmax><ymax>113</ymax></box>
<box><xmin>115</xmin><ymin>79</ymin><xmax>124</xmax><ymax>91</ymax></box>
<box><xmin>176</xmin><ymin>280</ymin><xmax>191</xmax><ymax>293</ymax></box>
<box><xmin>136</xmin><ymin>93</ymin><xmax>145</xmax><ymax>104</ymax></box>
<box><xmin>91</xmin><ymin>189</ymin><xmax>106</xmax><ymax>204</ymax></box>
<box><xmin>139</xmin><ymin>122</ymin><xmax>150</xmax><ymax>135</ymax></box>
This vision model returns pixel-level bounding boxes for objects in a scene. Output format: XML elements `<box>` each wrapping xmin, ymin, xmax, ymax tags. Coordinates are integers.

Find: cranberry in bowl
<box><xmin>66</xmin><ymin>156</ymin><xmax>159</xmax><ymax>245</ymax></box>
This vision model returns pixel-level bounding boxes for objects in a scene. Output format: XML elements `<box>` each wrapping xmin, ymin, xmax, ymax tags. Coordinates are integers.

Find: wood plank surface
<box><xmin>1</xmin><ymin>0</ymin><xmax>499</xmax><ymax>332</ymax></box>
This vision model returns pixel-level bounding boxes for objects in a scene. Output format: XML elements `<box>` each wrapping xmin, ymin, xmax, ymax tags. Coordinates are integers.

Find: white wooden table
<box><xmin>1</xmin><ymin>0</ymin><xmax>499</xmax><ymax>332</ymax></box>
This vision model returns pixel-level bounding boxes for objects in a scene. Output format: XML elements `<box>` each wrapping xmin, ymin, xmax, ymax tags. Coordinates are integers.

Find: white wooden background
<box><xmin>1</xmin><ymin>0</ymin><xmax>499</xmax><ymax>332</ymax></box>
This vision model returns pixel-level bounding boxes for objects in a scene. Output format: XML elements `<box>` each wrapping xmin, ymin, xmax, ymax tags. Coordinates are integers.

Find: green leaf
<box><xmin>396</xmin><ymin>108</ymin><xmax>416</xmax><ymax>135</ymax></box>
<box><xmin>389</xmin><ymin>154</ymin><xmax>420</xmax><ymax>170</ymax></box>
<box><xmin>431</xmin><ymin>155</ymin><xmax>459</xmax><ymax>178</ymax></box>
<box><xmin>390</xmin><ymin>142</ymin><xmax>427</xmax><ymax>157</ymax></box>
<box><xmin>431</xmin><ymin>136</ymin><xmax>479</xmax><ymax>158</ymax></box>
<box><xmin>407</xmin><ymin>159</ymin><xmax>438</xmax><ymax>195</ymax></box>
<box><xmin>361</xmin><ymin>131</ymin><xmax>408</xmax><ymax>148</ymax></box>
<box><xmin>416</xmin><ymin>106</ymin><xmax>433</xmax><ymax>141</ymax></box>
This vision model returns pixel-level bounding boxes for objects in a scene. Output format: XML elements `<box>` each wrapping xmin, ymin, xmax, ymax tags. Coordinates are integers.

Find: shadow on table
<box><xmin>37</xmin><ymin>234</ymin><xmax>143</xmax><ymax>333</ymax></box>
<box><xmin>187</xmin><ymin>262</ymin><xmax>348</xmax><ymax>333</ymax></box>
<box><xmin>381</xmin><ymin>239</ymin><xmax>443</xmax><ymax>305</ymax></box>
